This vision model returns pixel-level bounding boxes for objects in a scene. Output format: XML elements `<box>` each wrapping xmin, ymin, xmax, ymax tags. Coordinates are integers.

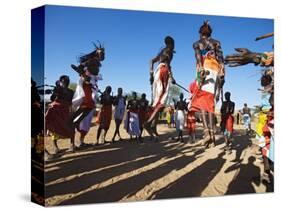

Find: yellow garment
<box><xmin>166</xmin><ymin>112</ymin><xmax>171</xmax><ymax>124</ymax></box>
<box><xmin>256</xmin><ymin>112</ymin><xmax>267</xmax><ymax>136</ymax></box>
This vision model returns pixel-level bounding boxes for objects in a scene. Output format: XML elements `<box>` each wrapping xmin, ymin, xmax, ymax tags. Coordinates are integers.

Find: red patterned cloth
<box><xmin>81</xmin><ymin>83</ymin><xmax>95</xmax><ymax>109</ymax></box>
<box><xmin>97</xmin><ymin>105</ymin><xmax>112</xmax><ymax>129</ymax></box>
<box><xmin>186</xmin><ymin>111</ymin><xmax>196</xmax><ymax>134</ymax></box>
<box><xmin>189</xmin><ymin>80</ymin><xmax>214</xmax><ymax>113</ymax></box>
<box><xmin>138</xmin><ymin>110</ymin><xmax>148</xmax><ymax>126</ymax></box>
<box><xmin>45</xmin><ymin>101</ymin><xmax>74</xmax><ymax>138</ymax></box>
<box><xmin>225</xmin><ymin>114</ymin><xmax>234</xmax><ymax>133</ymax></box>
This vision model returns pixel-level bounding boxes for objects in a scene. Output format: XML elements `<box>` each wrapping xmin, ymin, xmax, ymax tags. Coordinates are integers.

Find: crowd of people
<box><xmin>31</xmin><ymin>21</ymin><xmax>274</xmax><ymax>181</ymax></box>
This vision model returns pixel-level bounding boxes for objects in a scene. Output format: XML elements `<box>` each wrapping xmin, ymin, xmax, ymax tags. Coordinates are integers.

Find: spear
<box><xmin>174</xmin><ymin>82</ymin><xmax>190</xmax><ymax>93</ymax></box>
<box><xmin>255</xmin><ymin>33</ymin><xmax>274</xmax><ymax>41</ymax></box>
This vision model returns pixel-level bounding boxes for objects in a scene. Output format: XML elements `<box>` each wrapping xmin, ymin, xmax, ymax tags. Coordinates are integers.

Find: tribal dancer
<box><xmin>45</xmin><ymin>75</ymin><xmax>75</xmax><ymax>153</ymax></box>
<box><xmin>220</xmin><ymin>92</ymin><xmax>235</xmax><ymax>151</ymax></box>
<box><xmin>189</xmin><ymin>21</ymin><xmax>225</xmax><ymax>148</ymax></box>
<box><xmin>125</xmin><ymin>92</ymin><xmax>141</xmax><ymax>141</ymax></box>
<box><xmin>96</xmin><ymin>86</ymin><xmax>113</xmax><ymax>145</ymax></box>
<box><xmin>138</xmin><ymin>93</ymin><xmax>149</xmax><ymax>141</ymax></box>
<box><xmin>174</xmin><ymin>93</ymin><xmax>188</xmax><ymax>142</ymax></box>
<box><xmin>112</xmin><ymin>88</ymin><xmax>126</xmax><ymax>142</ymax></box>
<box><xmin>71</xmin><ymin>42</ymin><xmax>105</xmax><ymax>147</ymax></box>
<box><xmin>145</xmin><ymin>36</ymin><xmax>176</xmax><ymax>142</ymax></box>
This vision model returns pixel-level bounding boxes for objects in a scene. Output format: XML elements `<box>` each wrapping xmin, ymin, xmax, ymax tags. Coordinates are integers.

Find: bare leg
<box><xmin>112</xmin><ymin>119</ymin><xmax>119</xmax><ymax>142</ymax></box>
<box><xmin>200</xmin><ymin>110</ymin><xmax>211</xmax><ymax>147</ymax></box>
<box><xmin>116</xmin><ymin>119</ymin><xmax>123</xmax><ymax>141</ymax></box>
<box><xmin>139</xmin><ymin>127</ymin><xmax>144</xmax><ymax>143</ymax></box>
<box><xmin>96</xmin><ymin>127</ymin><xmax>102</xmax><ymax>145</ymax></box>
<box><xmin>179</xmin><ymin>130</ymin><xmax>184</xmax><ymax>142</ymax></box>
<box><xmin>192</xmin><ymin>132</ymin><xmax>196</xmax><ymax>143</ymax></box>
<box><xmin>201</xmin><ymin>110</ymin><xmax>208</xmax><ymax>130</ymax></box>
<box><xmin>103</xmin><ymin>129</ymin><xmax>108</xmax><ymax>143</ymax></box>
<box><xmin>53</xmin><ymin>139</ymin><xmax>59</xmax><ymax>154</ymax></box>
<box><xmin>224</xmin><ymin>134</ymin><xmax>231</xmax><ymax>152</ymax></box>
<box><xmin>208</xmin><ymin>112</ymin><xmax>215</xmax><ymax>147</ymax></box>
<box><xmin>79</xmin><ymin>131</ymin><xmax>86</xmax><ymax>146</ymax></box>
<box><xmin>69</xmin><ymin>135</ymin><xmax>75</xmax><ymax>152</ymax></box>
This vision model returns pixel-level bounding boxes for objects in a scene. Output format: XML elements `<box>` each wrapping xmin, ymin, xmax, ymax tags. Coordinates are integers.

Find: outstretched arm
<box><xmin>224</xmin><ymin>48</ymin><xmax>263</xmax><ymax>67</ymax></box>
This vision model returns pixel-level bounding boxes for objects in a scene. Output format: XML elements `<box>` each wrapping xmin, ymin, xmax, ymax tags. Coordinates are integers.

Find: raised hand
<box><xmin>224</xmin><ymin>48</ymin><xmax>262</xmax><ymax>67</ymax></box>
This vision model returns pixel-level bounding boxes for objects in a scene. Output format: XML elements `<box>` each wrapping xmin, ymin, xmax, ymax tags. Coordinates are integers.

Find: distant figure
<box><xmin>96</xmin><ymin>86</ymin><xmax>113</xmax><ymax>145</ymax></box>
<box><xmin>175</xmin><ymin>93</ymin><xmax>188</xmax><ymax>142</ymax></box>
<box><xmin>166</xmin><ymin>107</ymin><xmax>172</xmax><ymax>128</ymax></box>
<box><xmin>112</xmin><ymin>88</ymin><xmax>126</xmax><ymax>142</ymax></box>
<box><xmin>125</xmin><ymin>92</ymin><xmax>141</xmax><ymax>140</ymax></box>
<box><xmin>45</xmin><ymin>75</ymin><xmax>75</xmax><ymax>153</ymax></box>
<box><xmin>171</xmin><ymin>107</ymin><xmax>175</xmax><ymax>128</ymax></box>
<box><xmin>138</xmin><ymin>93</ymin><xmax>149</xmax><ymax>141</ymax></box>
<box><xmin>242</xmin><ymin>103</ymin><xmax>251</xmax><ymax>134</ymax></box>
<box><xmin>220</xmin><ymin>92</ymin><xmax>235</xmax><ymax>151</ymax></box>
<box><xmin>186</xmin><ymin>107</ymin><xmax>196</xmax><ymax>143</ymax></box>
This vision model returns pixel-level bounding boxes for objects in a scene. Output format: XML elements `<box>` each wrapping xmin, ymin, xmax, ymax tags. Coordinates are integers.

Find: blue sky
<box><xmin>39</xmin><ymin>5</ymin><xmax>273</xmax><ymax>109</ymax></box>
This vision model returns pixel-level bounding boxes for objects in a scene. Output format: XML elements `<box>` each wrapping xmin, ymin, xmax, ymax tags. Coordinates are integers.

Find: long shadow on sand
<box><xmin>225</xmin><ymin>156</ymin><xmax>262</xmax><ymax>194</ymax></box>
<box><xmin>45</xmin><ymin>139</ymin><xmax>204</xmax><ymax>200</ymax></box>
<box><xmin>59</xmin><ymin>148</ymin><xmax>205</xmax><ymax>205</ymax></box>
<box><xmin>149</xmin><ymin>151</ymin><xmax>226</xmax><ymax>199</ymax></box>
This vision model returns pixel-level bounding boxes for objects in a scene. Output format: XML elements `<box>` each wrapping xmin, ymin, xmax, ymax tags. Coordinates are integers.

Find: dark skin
<box><xmin>49</xmin><ymin>76</ymin><xmax>75</xmax><ymax>153</ymax></box>
<box><xmin>112</xmin><ymin>88</ymin><xmax>126</xmax><ymax>142</ymax></box>
<box><xmin>150</xmin><ymin>38</ymin><xmax>176</xmax><ymax>85</ymax></box>
<box><xmin>220</xmin><ymin>92</ymin><xmax>235</xmax><ymax>148</ymax></box>
<box><xmin>51</xmin><ymin>78</ymin><xmax>74</xmax><ymax>104</ymax></box>
<box><xmin>224</xmin><ymin>48</ymin><xmax>263</xmax><ymax>67</ymax></box>
<box><xmin>70</xmin><ymin>44</ymin><xmax>105</xmax><ymax>147</ymax></box>
<box><xmin>225</xmin><ymin>37</ymin><xmax>274</xmax><ymax>177</ymax></box>
<box><xmin>175</xmin><ymin>93</ymin><xmax>188</xmax><ymax>142</ymax></box>
<box><xmin>193</xmin><ymin>30</ymin><xmax>225</xmax><ymax>102</ymax></box>
<box><xmin>242</xmin><ymin>103</ymin><xmax>251</xmax><ymax>133</ymax></box>
<box><xmin>97</xmin><ymin>86</ymin><xmax>113</xmax><ymax>144</ymax></box>
<box><xmin>127</xmin><ymin>92</ymin><xmax>140</xmax><ymax>111</ymax></box>
<box><xmin>145</xmin><ymin>36</ymin><xmax>176</xmax><ymax>141</ymax></box>
<box><xmin>139</xmin><ymin>94</ymin><xmax>149</xmax><ymax>140</ymax></box>
<box><xmin>71</xmin><ymin>43</ymin><xmax>105</xmax><ymax>77</ymax></box>
<box><xmin>193</xmin><ymin>22</ymin><xmax>225</xmax><ymax>148</ymax></box>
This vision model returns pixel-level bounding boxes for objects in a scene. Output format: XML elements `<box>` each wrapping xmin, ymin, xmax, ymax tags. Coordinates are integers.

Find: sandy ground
<box><xmin>32</xmin><ymin>119</ymin><xmax>273</xmax><ymax>206</ymax></box>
